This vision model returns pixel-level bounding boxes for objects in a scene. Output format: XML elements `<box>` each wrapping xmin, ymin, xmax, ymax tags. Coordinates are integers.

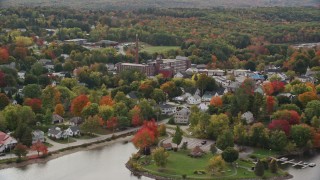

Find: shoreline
<box><xmin>0</xmin><ymin>134</ymin><xmax>134</xmax><ymax>170</ymax></box>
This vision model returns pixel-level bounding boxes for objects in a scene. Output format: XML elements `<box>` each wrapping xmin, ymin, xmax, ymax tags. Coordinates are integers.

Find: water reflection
<box><xmin>0</xmin><ymin>141</ymin><xmax>151</xmax><ymax>180</ymax></box>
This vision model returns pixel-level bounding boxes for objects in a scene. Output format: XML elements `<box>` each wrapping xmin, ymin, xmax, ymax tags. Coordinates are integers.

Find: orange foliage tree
<box><xmin>262</xmin><ymin>82</ymin><xmax>274</xmax><ymax>95</ymax></box>
<box><xmin>107</xmin><ymin>116</ymin><xmax>118</xmax><ymax>133</ymax></box>
<box><xmin>99</xmin><ymin>95</ymin><xmax>114</xmax><ymax>106</ymax></box>
<box><xmin>130</xmin><ymin>105</ymin><xmax>143</xmax><ymax>126</ymax></box>
<box><xmin>298</xmin><ymin>91</ymin><xmax>318</xmax><ymax>106</ymax></box>
<box><xmin>210</xmin><ymin>96</ymin><xmax>223</xmax><ymax>107</ymax></box>
<box><xmin>71</xmin><ymin>95</ymin><xmax>90</xmax><ymax>116</ymax></box>
<box><xmin>266</xmin><ymin>96</ymin><xmax>276</xmax><ymax>115</ymax></box>
<box><xmin>54</xmin><ymin>103</ymin><xmax>65</xmax><ymax>116</ymax></box>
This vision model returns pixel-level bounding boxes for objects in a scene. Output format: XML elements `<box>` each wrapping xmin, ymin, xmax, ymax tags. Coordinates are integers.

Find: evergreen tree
<box><xmin>269</xmin><ymin>159</ymin><xmax>278</xmax><ymax>173</ymax></box>
<box><xmin>172</xmin><ymin>126</ymin><xmax>183</xmax><ymax>149</ymax></box>
<box><xmin>254</xmin><ymin>160</ymin><xmax>265</xmax><ymax>177</ymax></box>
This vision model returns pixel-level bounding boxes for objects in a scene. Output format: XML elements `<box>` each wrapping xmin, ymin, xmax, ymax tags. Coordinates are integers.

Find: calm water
<box><xmin>0</xmin><ymin>141</ymin><xmax>150</xmax><ymax>180</ymax></box>
<box><xmin>0</xmin><ymin>141</ymin><xmax>318</xmax><ymax>180</ymax></box>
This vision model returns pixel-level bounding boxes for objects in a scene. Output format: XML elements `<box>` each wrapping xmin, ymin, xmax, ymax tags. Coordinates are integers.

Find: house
<box><xmin>202</xmin><ymin>91</ymin><xmax>215</xmax><ymax>102</ymax></box>
<box><xmin>126</xmin><ymin>91</ymin><xmax>139</xmax><ymax>100</ymax></box>
<box><xmin>69</xmin><ymin>117</ymin><xmax>83</xmax><ymax>126</ymax></box>
<box><xmin>65</xmin><ymin>126</ymin><xmax>81</xmax><ymax>137</ymax></box>
<box><xmin>0</xmin><ymin>131</ymin><xmax>17</xmax><ymax>153</ymax></box>
<box><xmin>52</xmin><ymin>114</ymin><xmax>64</xmax><ymax>124</ymax></box>
<box><xmin>233</xmin><ymin>69</ymin><xmax>250</xmax><ymax>76</ymax></box>
<box><xmin>241</xmin><ymin>111</ymin><xmax>254</xmax><ymax>124</ymax></box>
<box><xmin>189</xmin><ymin>146</ymin><xmax>205</xmax><ymax>158</ymax></box>
<box><xmin>32</xmin><ymin>130</ymin><xmax>45</xmax><ymax>144</ymax></box>
<box><xmin>187</xmin><ymin>95</ymin><xmax>201</xmax><ymax>105</ymax></box>
<box><xmin>250</xmin><ymin>73</ymin><xmax>265</xmax><ymax>81</ymax></box>
<box><xmin>162</xmin><ymin>143</ymin><xmax>173</xmax><ymax>151</ymax></box>
<box><xmin>159</xmin><ymin>104</ymin><xmax>177</xmax><ymax>115</ymax></box>
<box><xmin>174</xmin><ymin>107</ymin><xmax>190</xmax><ymax>124</ymax></box>
<box><xmin>198</xmin><ymin>103</ymin><xmax>209</xmax><ymax>112</ymax></box>
<box><xmin>208</xmin><ymin>69</ymin><xmax>225</xmax><ymax>76</ymax></box>
<box><xmin>48</xmin><ymin>127</ymin><xmax>64</xmax><ymax>139</ymax></box>
<box><xmin>227</xmin><ymin>82</ymin><xmax>241</xmax><ymax>92</ymax></box>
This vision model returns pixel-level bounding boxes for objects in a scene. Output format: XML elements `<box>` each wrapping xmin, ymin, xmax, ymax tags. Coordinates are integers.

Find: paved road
<box><xmin>0</xmin><ymin>119</ymin><xmax>169</xmax><ymax>160</ymax></box>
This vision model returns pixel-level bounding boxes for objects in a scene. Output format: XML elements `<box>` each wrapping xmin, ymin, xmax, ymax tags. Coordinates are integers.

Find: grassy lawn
<box><xmin>53</xmin><ymin>138</ymin><xmax>76</xmax><ymax>144</ymax></box>
<box><xmin>44</xmin><ymin>142</ymin><xmax>53</xmax><ymax>147</ymax></box>
<box><xmin>141</xmin><ymin>46</ymin><xmax>180</xmax><ymax>54</ymax></box>
<box><xmin>251</xmin><ymin>148</ymin><xmax>278</xmax><ymax>159</ymax></box>
<box><xmin>93</xmin><ymin>127</ymin><xmax>113</xmax><ymax>135</ymax></box>
<box><xmin>75</xmin><ymin>134</ymin><xmax>98</xmax><ymax>139</ymax></box>
<box><xmin>139</xmin><ymin>150</ymin><xmax>286</xmax><ymax>179</ymax></box>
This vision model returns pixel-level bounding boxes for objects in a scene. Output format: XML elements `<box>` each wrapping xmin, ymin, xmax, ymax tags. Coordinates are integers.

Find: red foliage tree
<box><xmin>132</xmin><ymin>127</ymin><xmax>156</xmax><ymax>150</ymax></box>
<box><xmin>99</xmin><ymin>96</ymin><xmax>114</xmax><ymax>106</ymax></box>
<box><xmin>268</xmin><ymin>119</ymin><xmax>291</xmax><ymax>136</ymax></box>
<box><xmin>31</xmin><ymin>141</ymin><xmax>48</xmax><ymax>156</ymax></box>
<box><xmin>0</xmin><ymin>71</ymin><xmax>5</xmax><ymax>87</ymax></box>
<box><xmin>71</xmin><ymin>94</ymin><xmax>90</xmax><ymax>116</ymax></box>
<box><xmin>142</xmin><ymin>119</ymin><xmax>159</xmax><ymax>138</ymax></box>
<box><xmin>131</xmin><ymin>106</ymin><xmax>143</xmax><ymax>126</ymax></box>
<box><xmin>24</xmin><ymin>98</ymin><xmax>42</xmax><ymax>113</ymax></box>
<box><xmin>107</xmin><ymin>116</ymin><xmax>118</xmax><ymax>133</ymax></box>
<box><xmin>272</xmin><ymin>110</ymin><xmax>300</xmax><ymax>125</ymax></box>
<box><xmin>0</xmin><ymin>47</ymin><xmax>9</xmax><ymax>64</ymax></box>
<box><xmin>266</xmin><ymin>96</ymin><xmax>276</xmax><ymax>115</ymax></box>
<box><xmin>271</xmin><ymin>81</ymin><xmax>285</xmax><ymax>93</ymax></box>
<box><xmin>210</xmin><ymin>96</ymin><xmax>223</xmax><ymax>107</ymax></box>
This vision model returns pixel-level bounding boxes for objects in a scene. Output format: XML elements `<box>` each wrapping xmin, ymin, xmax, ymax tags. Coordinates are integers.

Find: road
<box><xmin>0</xmin><ymin>119</ymin><xmax>169</xmax><ymax>160</ymax></box>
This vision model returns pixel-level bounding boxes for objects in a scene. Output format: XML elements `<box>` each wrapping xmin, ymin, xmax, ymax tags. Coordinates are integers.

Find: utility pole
<box><xmin>135</xmin><ymin>34</ymin><xmax>139</xmax><ymax>64</ymax></box>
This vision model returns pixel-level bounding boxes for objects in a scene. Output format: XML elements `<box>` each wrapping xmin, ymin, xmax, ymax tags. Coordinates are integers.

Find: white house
<box><xmin>32</xmin><ymin>130</ymin><xmax>45</xmax><ymax>144</ymax></box>
<box><xmin>174</xmin><ymin>107</ymin><xmax>191</xmax><ymax>124</ymax></box>
<box><xmin>64</xmin><ymin>126</ymin><xmax>81</xmax><ymax>137</ymax></box>
<box><xmin>52</xmin><ymin>114</ymin><xmax>64</xmax><ymax>124</ymax></box>
<box><xmin>187</xmin><ymin>95</ymin><xmax>201</xmax><ymax>105</ymax></box>
<box><xmin>233</xmin><ymin>69</ymin><xmax>250</xmax><ymax>76</ymax></box>
<box><xmin>159</xmin><ymin>104</ymin><xmax>177</xmax><ymax>115</ymax></box>
<box><xmin>198</xmin><ymin>103</ymin><xmax>209</xmax><ymax>112</ymax></box>
<box><xmin>208</xmin><ymin>69</ymin><xmax>225</xmax><ymax>76</ymax></box>
<box><xmin>241</xmin><ymin>111</ymin><xmax>254</xmax><ymax>124</ymax></box>
<box><xmin>0</xmin><ymin>131</ymin><xmax>17</xmax><ymax>152</ymax></box>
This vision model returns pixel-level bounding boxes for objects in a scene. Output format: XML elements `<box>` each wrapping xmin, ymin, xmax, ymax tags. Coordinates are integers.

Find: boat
<box><xmin>308</xmin><ymin>163</ymin><xmax>316</xmax><ymax>167</ymax></box>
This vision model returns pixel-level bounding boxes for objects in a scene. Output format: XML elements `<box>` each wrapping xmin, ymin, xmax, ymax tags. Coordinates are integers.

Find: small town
<box><xmin>0</xmin><ymin>3</ymin><xmax>319</xmax><ymax>180</ymax></box>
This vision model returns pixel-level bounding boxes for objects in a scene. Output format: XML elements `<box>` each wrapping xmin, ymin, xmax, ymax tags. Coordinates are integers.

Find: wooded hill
<box><xmin>0</xmin><ymin>0</ymin><xmax>319</xmax><ymax>9</ymax></box>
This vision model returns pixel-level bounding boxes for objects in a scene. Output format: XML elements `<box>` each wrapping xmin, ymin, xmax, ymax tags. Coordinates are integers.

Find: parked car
<box><xmin>0</xmin><ymin>153</ymin><xmax>6</xmax><ymax>156</ymax></box>
<box><xmin>201</xmin><ymin>140</ymin><xmax>207</xmax><ymax>145</ymax></box>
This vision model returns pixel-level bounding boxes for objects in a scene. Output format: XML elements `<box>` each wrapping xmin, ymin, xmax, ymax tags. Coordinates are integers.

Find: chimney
<box><xmin>135</xmin><ymin>34</ymin><xmax>139</xmax><ymax>64</ymax></box>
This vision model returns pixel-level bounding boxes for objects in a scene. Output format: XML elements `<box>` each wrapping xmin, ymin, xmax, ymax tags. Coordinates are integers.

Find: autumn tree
<box><xmin>158</xmin><ymin>124</ymin><xmax>166</xmax><ymax>136</ymax></box>
<box><xmin>14</xmin><ymin>143</ymin><xmax>28</xmax><ymax>160</ymax></box>
<box><xmin>207</xmin><ymin>114</ymin><xmax>229</xmax><ymax>140</ymax></box>
<box><xmin>129</xmin><ymin>105</ymin><xmax>143</xmax><ymax>126</ymax></box>
<box><xmin>262</xmin><ymin>82</ymin><xmax>274</xmax><ymax>95</ymax></box>
<box><xmin>99</xmin><ymin>95</ymin><xmax>114</xmax><ymax>106</ymax></box>
<box><xmin>207</xmin><ymin>155</ymin><xmax>226</xmax><ymax>175</ymax></box>
<box><xmin>272</xmin><ymin>110</ymin><xmax>300</xmax><ymax>125</ymax></box>
<box><xmin>107</xmin><ymin>116</ymin><xmax>118</xmax><ymax>133</ymax></box>
<box><xmin>71</xmin><ymin>94</ymin><xmax>90</xmax><ymax>116</ymax></box>
<box><xmin>152</xmin><ymin>147</ymin><xmax>169</xmax><ymax>169</ymax></box>
<box><xmin>268</xmin><ymin>120</ymin><xmax>291</xmax><ymax>136</ymax></box>
<box><xmin>54</xmin><ymin>103</ymin><xmax>65</xmax><ymax>116</ymax></box>
<box><xmin>0</xmin><ymin>47</ymin><xmax>9</xmax><ymax>64</ymax></box>
<box><xmin>41</xmin><ymin>85</ymin><xmax>61</xmax><ymax>110</ymax></box>
<box><xmin>98</xmin><ymin>105</ymin><xmax>114</xmax><ymax>127</ymax></box>
<box><xmin>81</xmin><ymin>115</ymin><xmax>101</xmax><ymax>134</ymax></box>
<box><xmin>269</xmin><ymin>159</ymin><xmax>278</xmax><ymax>173</ymax></box>
<box><xmin>271</xmin><ymin>81</ymin><xmax>285</xmax><ymax>94</ymax></box>
<box><xmin>81</xmin><ymin>103</ymin><xmax>99</xmax><ymax>117</ymax></box>
<box><xmin>24</xmin><ymin>98</ymin><xmax>42</xmax><ymax>113</ymax></box>
<box><xmin>31</xmin><ymin>141</ymin><xmax>48</xmax><ymax>156</ymax></box>
<box><xmin>210</xmin><ymin>96</ymin><xmax>223</xmax><ymax>107</ymax></box>
<box><xmin>266</xmin><ymin>96</ymin><xmax>276</xmax><ymax>115</ymax></box>
<box><xmin>298</xmin><ymin>91</ymin><xmax>318</xmax><ymax>106</ymax></box>
<box><xmin>132</xmin><ymin>127</ymin><xmax>156</xmax><ymax>155</ymax></box>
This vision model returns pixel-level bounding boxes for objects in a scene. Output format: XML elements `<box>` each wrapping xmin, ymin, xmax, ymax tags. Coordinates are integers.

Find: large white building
<box><xmin>174</xmin><ymin>107</ymin><xmax>191</xmax><ymax>124</ymax></box>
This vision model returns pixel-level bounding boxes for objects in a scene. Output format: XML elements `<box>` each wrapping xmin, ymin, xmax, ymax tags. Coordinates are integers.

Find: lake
<box><xmin>0</xmin><ymin>141</ymin><xmax>318</xmax><ymax>180</ymax></box>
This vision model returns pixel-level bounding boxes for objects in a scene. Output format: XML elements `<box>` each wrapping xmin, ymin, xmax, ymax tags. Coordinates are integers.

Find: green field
<box><xmin>140</xmin><ymin>46</ymin><xmax>180</xmax><ymax>54</ymax></box>
<box><xmin>138</xmin><ymin>150</ymin><xmax>286</xmax><ymax>179</ymax></box>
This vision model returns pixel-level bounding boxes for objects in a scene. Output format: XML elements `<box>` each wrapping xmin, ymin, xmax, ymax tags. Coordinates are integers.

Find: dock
<box><xmin>271</xmin><ymin>157</ymin><xmax>314</xmax><ymax>169</ymax></box>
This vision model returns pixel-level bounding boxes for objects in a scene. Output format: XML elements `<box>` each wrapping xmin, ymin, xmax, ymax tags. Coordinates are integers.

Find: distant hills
<box><xmin>0</xmin><ymin>0</ymin><xmax>319</xmax><ymax>9</ymax></box>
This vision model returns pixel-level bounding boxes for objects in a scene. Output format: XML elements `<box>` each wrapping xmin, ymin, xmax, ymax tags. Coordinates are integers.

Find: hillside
<box><xmin>0</xmin><ymin>0</ymin><xmax>319</xmax><ymax>9</ymax></box>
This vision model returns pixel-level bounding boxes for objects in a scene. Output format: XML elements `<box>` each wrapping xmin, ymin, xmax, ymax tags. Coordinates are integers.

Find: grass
<box><xmin>141</xmin><ymin>46</ymin><xmax>180</xmax><ymax>54</ymax></box>
<box><xmin>139</xmin><ymin>150</ymin><xmax>286</xmax><ymax>179</ymax></box>
<box><xmin>251</xmin><ymin>148</ymin><xmax>278</xmax><ymax>159</ymax></box>
<box><xmin>75</xmin><ymin>134</ymin><xmax>98</xmax><ymax>139</ymax></box>
<box><xmin>53</xmin><ymin>138</ymin><xmax>76</xmax><ymax>144</ymax></box>
<box><xmin>44</xmin><ymin>142</ymin><xmax>53</xmax><ymax>147</ymax></box>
